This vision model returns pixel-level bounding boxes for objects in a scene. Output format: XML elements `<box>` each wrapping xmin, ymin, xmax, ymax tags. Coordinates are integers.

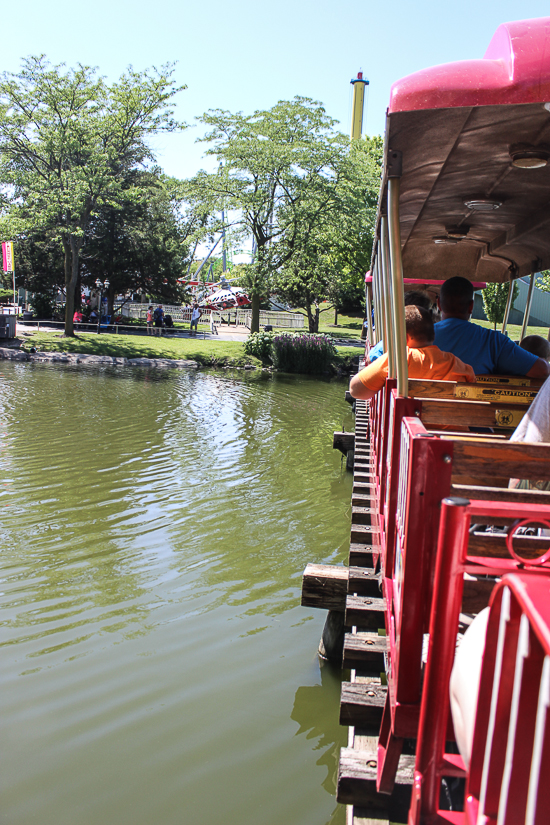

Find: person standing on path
<box><xmin>153</xmin><ymin>305</ymin><xmax>164</xmax><ymax>336</ymax></box>
<box><xmin>190</xmin><ymin>302</ymin><xmax>202</xmax><ymax>336</ymax></box>
<box><xmin>146</xmin><ymin>306</ymin><xmax>154</xmax><ymax>335</ymax></box>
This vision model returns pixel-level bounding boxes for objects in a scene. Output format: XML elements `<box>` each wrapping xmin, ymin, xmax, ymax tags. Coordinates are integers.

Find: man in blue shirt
<box><xmin>434</xmin><ymin>277</ymin><xmax>549</xmax><ymax>377</ymax></box>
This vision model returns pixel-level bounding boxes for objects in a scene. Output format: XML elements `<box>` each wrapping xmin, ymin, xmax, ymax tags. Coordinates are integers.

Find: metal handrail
<box><xmin>411</xmin><ymin>498</ymin><xmax>550</xmax><ymax>824</ymax></box>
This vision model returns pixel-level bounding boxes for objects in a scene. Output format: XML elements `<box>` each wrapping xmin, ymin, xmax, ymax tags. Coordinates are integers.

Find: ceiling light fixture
<box><xmin>510</xmin><ymin>144</ymin><xmax>550</xmax><ymax>169</ymax></box>
<box><xmin>464</xmin><ymin>199</ymin><xmax>502</xmax><ymax>211</ymax></box>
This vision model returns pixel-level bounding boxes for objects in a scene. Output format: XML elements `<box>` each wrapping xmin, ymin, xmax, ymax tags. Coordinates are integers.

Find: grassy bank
<box><xmin>19</xmin><ymin>330</ymin><xmax>262</xmax><ymax>367</ymax></box>
<box><xmin>472</xmin><ymin>318</ymin><xmax>549</xmax><ymax>342</ymax></box>
<box><xmin>17</xmin><ymin>329</ymin><xmax>359</xmax><ymax>372</ymax></box>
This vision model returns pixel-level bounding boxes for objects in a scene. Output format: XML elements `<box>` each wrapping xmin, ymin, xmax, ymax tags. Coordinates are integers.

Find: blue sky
<box><xmin>2</xmin><ymin>0</ymin><xmax>550</xmax><ymax>179</ymax></box>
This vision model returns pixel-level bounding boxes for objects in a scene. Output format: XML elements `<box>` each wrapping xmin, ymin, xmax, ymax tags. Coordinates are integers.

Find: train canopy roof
<box><xmin>381</xmin><ymin>17</ymin><xmax>550</xmax><ymax>283</ymax></box>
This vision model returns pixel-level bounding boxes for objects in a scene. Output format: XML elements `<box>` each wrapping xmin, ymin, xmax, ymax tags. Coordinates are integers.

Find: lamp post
<box><xmin>95</xmin><ymin>279</ymin><xmax>110</xmax><ymax>334</ymax></box>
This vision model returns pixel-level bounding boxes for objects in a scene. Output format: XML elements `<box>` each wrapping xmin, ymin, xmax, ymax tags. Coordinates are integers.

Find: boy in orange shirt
<box><xmin>350</xmin><ymin>305</ymin><xmax>476</xmax><ymax>400</ymax></box>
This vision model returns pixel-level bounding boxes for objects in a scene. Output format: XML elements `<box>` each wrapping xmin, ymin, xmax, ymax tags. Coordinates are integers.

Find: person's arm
<box><xmin>349</xmin><ymin>373</ymin><xmax>377</xmax><ymax>400</ymax></box>
<box><xmin>349</xmin><ymin>354</ymin><xmax>389</xmax><ymax>400</ymax></box>
<box><xmin>494</xmin><ymin>333</ymin><xmax>548</xmax><ymax>378</ymax></box>
<box><xmin>526</xmin><ymin>357</ymin><xmax>550</xmax><ymax>379</ymax></box>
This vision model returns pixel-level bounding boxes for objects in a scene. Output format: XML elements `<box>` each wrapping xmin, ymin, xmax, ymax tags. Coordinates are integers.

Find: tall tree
<box><xmin>81</xmin><ymin>172</ymin><xmax>201</xmax><ymax>313</ymax></box>
<box><xmin>191</xmin><ymin>97</ymin><xmax>348</xmax><ymax>332</ymax></box>
<box><xmin>0</xmin><ymin>56</ymin><xmax>185</xmax><ymax>335</ymax></box>
<box><xmin>482</xmin><ymin>281</ymin><xmax>519</xmax><ymax>329</ymax></box>
<box><xmin>273</xmin><ymin>136</ymin><xmax>382</xmax><ymax>330</ymax></box>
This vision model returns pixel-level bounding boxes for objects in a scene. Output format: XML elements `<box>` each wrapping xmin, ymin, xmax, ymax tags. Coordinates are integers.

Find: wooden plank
<box><xmin>349</xmin><ymin>567</ymin><xmax>381</xmax><ymax>595</ymax></box>
<box><xmin>354</xmin><ymin>481</ymin><xmax>377</xmax><ymax>491</ymax></box>
<box><xmin>354</xmin><ymin>469</ymin><xmax>375</xmax><ymax>480</ymax></box>
<box><xmin>429</xmin><ymin>429</ymin><xmax>507</xmax><ymax>439</ymax></box>
<box><xmin>452</xmin><ymin>440</ymin><xmax>550</xmax><ymax>481</ymax></box>
<box><xmin>352</xmin><ymin>506</ymin><xmax>375</xmax><ymax>525</ymax></box>
<box><xmin>338</xmin><ymin>747</ymin><xmax>414</xmax><ymax>817</ymax></box>
<box><xmin>451</xmin><ymin>483</ymin><xmax>550</xmax><ymax>504</ymax></box>
<box><xmin>334</xmin><ymin>432</ymin><xmax>355</xmax><ymax>455</ymax></box>
<box><xmin>349</xmin><ymin>544</ymin><xmax>379</xmax><ymax>567</ymax></box>
<box><xmin>468</xmin><ymin>531</ymin><xmax>550</xmax><ymax>560</ymax></box>
<box><xmin>340</xmin><ymin>682</ymin><xmax>387</xmax><ymax>726</ymax></box>
<box><xmin>408</xmin><ymin>378</ymin><xmax>538</xmax><ymax>404</ymax></box>
<box><xmin>343</xmin><ymin>631</ymin><xmax>387</xmax><ymax>670</ymax></box>
<box><xmin>476</xmin><ymin>375</ymin><xmax>542</xmax><ymax>387</ymax></box>
<box><xmin>346</xmin><ymin>595</ymin><xmax>386</xmax><ymax>629</ymax></box>
<box><xmin>352</xmin><ymin>494</ymin><xmax>376</xmax><ymax>508</ymax></box>
<box><xmin>420</xmin><ymin>398</ymin><xmax>525</xmax><ymax>429</ymax></box>
<box><xmin>301</xmin><ymin>565</ymin><xmax>381</xmax><ymax>611</ymax></box>
<box><xmin>351</xmin><ymin>524</ymin><xmax>378</xmax><ymax>544</ymax></box>
<box><xmin>354</xmin><ymin>464</ymin><xmax>372</xmax><ymax>474</ymax></box>
<box><xmin>301</xmin><ymin>563</ymin><xmax>349</xmax><ymax>611</ymax></box>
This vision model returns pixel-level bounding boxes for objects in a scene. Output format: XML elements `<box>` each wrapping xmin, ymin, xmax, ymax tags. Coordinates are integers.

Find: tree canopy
<box><xmin>273</xmin><ymin>136</ymin><xmax>382</xmax><ymax>331</ymax></box>
<box><xmin>0</xmin><ymin>56</ymin><xmax>185</xmax><ymax>334</ymax></box>
<box><xmin>482</xmin><ymin>280</ymin><xmax>519</xmax><ymax>329</ymax></box>
<box><xmin>190</xmin><ymin>97</ymin><xmax>352</xmax><ymax>331</ymax></box>
<box><xmin>0</xmin><ymin>63</ymin><xmax>383</xmax><ymax>335</ymax></box>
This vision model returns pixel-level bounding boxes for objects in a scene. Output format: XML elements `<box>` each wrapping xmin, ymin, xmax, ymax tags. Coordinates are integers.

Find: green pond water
<box><xmin>0</xmin><ymin>361</ymin><xmax>355</xmax><ymax>825</ymax></box>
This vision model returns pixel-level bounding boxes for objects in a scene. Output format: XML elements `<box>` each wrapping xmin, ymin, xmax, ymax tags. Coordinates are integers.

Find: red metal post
<box><xmin>410</xmin><ymin>497</ymin><xmax>470</xmax><ymax>821</ymax></box>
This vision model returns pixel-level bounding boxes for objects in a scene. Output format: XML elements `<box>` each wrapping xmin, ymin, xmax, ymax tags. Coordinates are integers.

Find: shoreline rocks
<box><xmin>0</xmin><ymin>347</ymin><xmax>199</xmax><ymax>370</ymax></box>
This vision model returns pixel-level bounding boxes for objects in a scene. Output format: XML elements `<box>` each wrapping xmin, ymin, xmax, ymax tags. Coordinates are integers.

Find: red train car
<box><xmin>309</xmin><ymin>16</ymin><xmax>550</xmax><ymax>825</ymax></box>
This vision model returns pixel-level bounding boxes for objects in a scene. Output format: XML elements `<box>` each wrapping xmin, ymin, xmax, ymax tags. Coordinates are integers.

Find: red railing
<box><xmin>410</xmin><ymin>498</ymin><xmax>550</xmax><ymax>824</ymax></box>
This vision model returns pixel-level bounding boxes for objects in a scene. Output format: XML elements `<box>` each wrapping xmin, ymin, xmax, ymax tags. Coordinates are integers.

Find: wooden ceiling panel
<box><xmin>387</xmin><ymin>102</ymin><xmax>550</xmax><ymax>282</ymax></box>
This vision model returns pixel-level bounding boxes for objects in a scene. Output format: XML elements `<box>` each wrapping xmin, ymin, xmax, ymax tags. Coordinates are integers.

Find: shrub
<box><xmin>271</xmin><ymin>332</ymin><xmax>336</xmax><ymax>374</ymax></box>
<box><xmin>29</xmin><ymin>292</ymin><xmax>56</xmax><ymax>318</ymax></box>
<box><xmin>244</xmin><ymin>330</ymin><xmax>275</xmax><ymax>361</ymax></box>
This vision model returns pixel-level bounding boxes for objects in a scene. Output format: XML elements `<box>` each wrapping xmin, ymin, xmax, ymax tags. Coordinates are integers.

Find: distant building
<box><xmin>473</xmin><ymin>277</ymin><xmax>550</xmax><ymax>327</ymax></box>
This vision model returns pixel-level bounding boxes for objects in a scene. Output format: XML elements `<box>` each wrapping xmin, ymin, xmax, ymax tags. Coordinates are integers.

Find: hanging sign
<box><xmin>2</xmin><ymin>241</ymin><xmax>14</xmax><ymax>272</ymax></box>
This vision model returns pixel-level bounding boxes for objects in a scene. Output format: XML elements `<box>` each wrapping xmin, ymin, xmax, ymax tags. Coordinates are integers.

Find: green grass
<box><xmin>19</xmin><ymin>330</ymin><xmax>262</xmax><ymax>367</ymax></box>
<box><xmin>17</xmin><ymin>328</ymin><xmax>357</xmax><ymax>373</ymax></box>
<box><xmin>472</xmin><ymin>318</ymin><xmax>549</xmax><ymax>343</ymax></box>
<box><xmin>269</xmin><ymin>305</ymin><xmax>363</xmax><ymax>340</ymax></box>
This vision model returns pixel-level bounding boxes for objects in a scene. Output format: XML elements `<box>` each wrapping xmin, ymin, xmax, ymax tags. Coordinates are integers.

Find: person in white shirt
<box><xmin>190</xmin><ymin>302</ymin><xmax>202</xmax><ymax>336</ymax></box>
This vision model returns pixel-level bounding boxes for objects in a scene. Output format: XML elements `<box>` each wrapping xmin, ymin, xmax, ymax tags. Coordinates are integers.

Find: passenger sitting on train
<box><xmin>519</xmin><ymin>334</ymin><xmax>550</xmax><ymax>361</ymax></box>
<box><xmin>434</xmin><ymin>276</ymin><xmax>549</xmax><ymax>378</ymax></box>
<box><xmin>509</xmin><ymin>375</ymin><xmax>550</xmax><ymax>490</ymax></box>
<box><xmin>368</xmin><ymin>290</ymin><xmax>433</xmax><ymax>362</ymax></box>
<box><xmin>350</xmin><ymin>305</ymin><xmax>475</xmax><ymax>400</ymax></box>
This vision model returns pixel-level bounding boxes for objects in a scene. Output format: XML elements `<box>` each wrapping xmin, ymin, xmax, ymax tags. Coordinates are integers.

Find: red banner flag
<box><xmin>2</xmin><ymin>241</ymin><xmax>14</xmax><ymax>272</ymax></box>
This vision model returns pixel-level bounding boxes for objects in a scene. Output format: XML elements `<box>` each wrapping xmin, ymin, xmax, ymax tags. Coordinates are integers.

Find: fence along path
<box><xmin>122</xmin><ymin>304</ymin><xmax>305</xmax><ymax>329</ymax></box>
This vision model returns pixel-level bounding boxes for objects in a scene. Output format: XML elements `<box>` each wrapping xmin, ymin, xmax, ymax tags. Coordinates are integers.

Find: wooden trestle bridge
<box><xmin>303</xmin><ymin>395</ymin><xmax>414</xmax><ymax>824</ymax></box>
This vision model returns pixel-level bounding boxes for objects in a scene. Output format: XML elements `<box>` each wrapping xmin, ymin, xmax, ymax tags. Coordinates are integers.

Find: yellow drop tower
<box><xmin>350</xmin><ymin>71</ymin><xmax>369</xmax><ymax>140</ymax></box>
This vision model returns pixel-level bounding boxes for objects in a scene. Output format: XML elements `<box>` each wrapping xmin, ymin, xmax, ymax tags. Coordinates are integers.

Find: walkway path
<box><xmin>16</xmin><ymin>321</ymin><xmax>364</xmax><ymax>347</ymax></box>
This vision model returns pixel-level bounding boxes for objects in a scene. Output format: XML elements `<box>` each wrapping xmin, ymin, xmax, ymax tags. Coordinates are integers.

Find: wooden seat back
<box><xmin>408</xmin><ymin>377</ymin><xmax>542</xmax><ymax>431</ymax></box>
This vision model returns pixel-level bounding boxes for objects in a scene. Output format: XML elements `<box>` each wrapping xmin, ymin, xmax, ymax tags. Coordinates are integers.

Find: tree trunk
<box><xmin>306</xmin><ymin>303</ymin><xmax>315</xmax><ymax>333</ymax></box>
<box><xmin>62</xmin><ymin>237</ymin><xmax>75</xmax><ymax>337</ymax></box>
<box><xmin>334</xmin><ymin>307</ymin><xmax>338</xmax><ymax>325</ymax></box>
<box><xmin>250</xmin><ymin>292</ymin><xmax>260</xmax><ymax>333</ymax></box>
<box><xmin>74</xmin><ymin>274</ymin><xmax>82</xmax><ymax>310</ymax></box>
<box><xmin>314</xmin><ymin>305</ymin><xmax>320</xmax><ymax>333</ymax></box>
<box><xmin>63</xmin><ymin>235</ymin><xmax>82</xmax><ymax>337</ymax></box>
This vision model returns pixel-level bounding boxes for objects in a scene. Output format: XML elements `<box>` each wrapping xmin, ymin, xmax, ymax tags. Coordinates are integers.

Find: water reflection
<box><xmin>292</xmin><ymin>661</ymin><xmax>348</xmax><ymax>825</ymax></box>
<box><xmin>0</xmin><ymin>362</ymin><xmax>353</xmax><ymax>825</ymax></box>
